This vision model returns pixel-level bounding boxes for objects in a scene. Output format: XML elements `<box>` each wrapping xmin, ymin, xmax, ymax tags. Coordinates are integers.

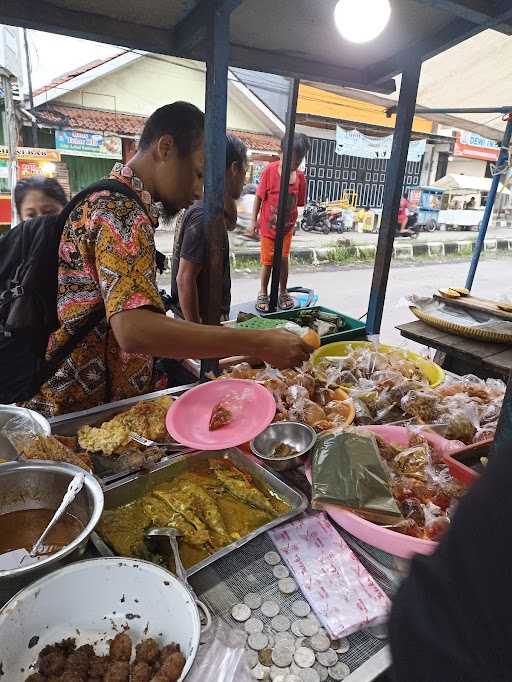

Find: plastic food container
<box><xmin>261</xmin><ymin>306</ymin><xmax>367</xmax><ymax>345</ymax></box>
<box><xmin>305</xmin><ymin>425</ymin><xmax>478</xmax><ymax>559</ymax></box>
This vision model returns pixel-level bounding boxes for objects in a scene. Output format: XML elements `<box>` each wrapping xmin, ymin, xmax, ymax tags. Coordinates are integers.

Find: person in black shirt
<box><xmin>170</xmin><ymin>134</ymin><xmax>247</xmax><ymax>322</ymax></box>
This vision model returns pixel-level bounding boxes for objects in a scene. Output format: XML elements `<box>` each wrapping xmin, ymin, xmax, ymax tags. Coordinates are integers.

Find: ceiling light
<box><xmin>334</xmin><ymin>0</ymin><xmax>391</xmax><ymax>43</ymax></box>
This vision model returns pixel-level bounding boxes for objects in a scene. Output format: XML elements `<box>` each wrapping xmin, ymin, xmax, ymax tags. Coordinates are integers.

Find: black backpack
<box><xmin>0</xmin><ymin>179</ymin><xmax>153</xmax><ymax>404</ymax></box>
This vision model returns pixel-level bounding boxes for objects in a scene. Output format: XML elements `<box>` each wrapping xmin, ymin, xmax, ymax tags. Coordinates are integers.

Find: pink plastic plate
<box><xmin>305</xmin><ymin>425</ymin><xmax>478</xmax><ymax>559</ymax></box>
<box><xmin>166</xmin><ymin>379</ymin><xmax>276</xmax><ymax>450</ymax></box>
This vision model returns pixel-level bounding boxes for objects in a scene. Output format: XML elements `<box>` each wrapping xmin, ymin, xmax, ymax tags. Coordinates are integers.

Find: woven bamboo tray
<box><xmin>410</xmin><ymin>305</ymin><xmax>512</xmax><ymax>344</ymax></box>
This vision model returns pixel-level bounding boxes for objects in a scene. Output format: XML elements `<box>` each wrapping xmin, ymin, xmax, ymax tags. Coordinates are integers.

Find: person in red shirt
<box><xmin>251</xmin><ymin>134</ymin><xmax>309</xmax><ymax>312</ymax></box>
<box><xmin>398</xmin><ymin>196</ymin><xmax>411</xmax><ymax>235</ymax></box>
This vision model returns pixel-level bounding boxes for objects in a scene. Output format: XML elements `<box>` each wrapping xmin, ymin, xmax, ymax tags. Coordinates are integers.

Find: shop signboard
<box><xmin>55</xmin><ymin>129</ymin><xmax>122</xmax><ymax>159</ymax></box>
<box><xmin>454</xmin><ymin>131</ymin><xmax>500</xmax><ymax>162</ymax></box>
<box><xmin>0</xmin><ymin>146</ymin><xmax>60</xmax><ymax>161</ymax></box>
<box><xmin>335</xmin><ymin>126</ymin><xmax>426</xmax><ymax>162</ymax></box>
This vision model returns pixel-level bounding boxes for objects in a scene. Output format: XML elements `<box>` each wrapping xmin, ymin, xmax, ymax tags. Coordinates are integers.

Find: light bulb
<box><xmin>334</xmin><ymin>0</ymin><xmax>391</xmax><ymax>43</ymax></box>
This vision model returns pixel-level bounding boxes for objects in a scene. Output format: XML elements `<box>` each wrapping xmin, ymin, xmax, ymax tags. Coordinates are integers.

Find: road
<box><xmin>224</xmin><ymin>257</ymin><xmax>510</xmax><ymax>348</ymax></box>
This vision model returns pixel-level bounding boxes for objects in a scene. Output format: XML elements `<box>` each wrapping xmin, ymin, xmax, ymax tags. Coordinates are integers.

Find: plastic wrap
<box><xmin>187</xmin><ymin>621</ymin><xmax>251</xmax><ymax>682</ymax></box>
<box><xmin>1</xmin><ymin>411</ymin><xmax>43</xmax><ymax>454</ymax></box>
<box><xmin>311</xmin><ymin>430</ymin><xmax>403</xmax><ymax>524</ymax></box>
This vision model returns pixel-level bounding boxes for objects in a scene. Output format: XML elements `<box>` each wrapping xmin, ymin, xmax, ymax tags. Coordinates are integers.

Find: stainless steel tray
<box><xmin>90</xmin><ymin>447</ymin><xmax>308</xmax><ymax>576</ymax></box>
<box><xmin>48</xmin><ymin>384</ymin><xmax>198</xmax><ymax>482</ymax></box>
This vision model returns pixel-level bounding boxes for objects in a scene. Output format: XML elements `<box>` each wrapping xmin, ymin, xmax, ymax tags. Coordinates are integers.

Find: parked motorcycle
<box><xmin>300</xmin><ymin>201</ymin><xmax>331</xmax><ymax>234</ymax></box>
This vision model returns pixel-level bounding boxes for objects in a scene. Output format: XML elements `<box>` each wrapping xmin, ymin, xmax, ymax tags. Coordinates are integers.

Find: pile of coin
<box><xmin>229</xmin><ymin>550</ymin><xmax>355</xmax><ymax>681</ymax></box>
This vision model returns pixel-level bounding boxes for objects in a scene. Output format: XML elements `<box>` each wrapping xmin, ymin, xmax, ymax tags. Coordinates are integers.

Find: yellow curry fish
<box><xmin>210</xmin><ymin>461</ymin><xmax>276</xmax><ymax>515</ymax></box>
<box><xmin>152</xmin><ymin>487</ymin><xmax>210</xmax><ymax>536</ymax></box>
<box><xmin>142</xmin><ymin>495</ymin><xmax>210</xmax><ymax>547</ymax></box>
<box><xmin>178</xmin><ymin>481</ymin><xmax>232</xmax><ymax>544</ymax></box>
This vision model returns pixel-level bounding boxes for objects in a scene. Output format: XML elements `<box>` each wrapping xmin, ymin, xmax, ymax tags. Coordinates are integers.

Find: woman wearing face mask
<box><xmin>14</xmin><ymin>176</ymin><xmax>67</xmax><ymax>221</ymax></box>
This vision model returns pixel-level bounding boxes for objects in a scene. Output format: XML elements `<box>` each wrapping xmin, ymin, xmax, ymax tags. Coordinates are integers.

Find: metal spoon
<box><xmin>30</xmin><ymin>472</ymin><xmax>85</xmax><ymax>557</ymax></box>
<box><xmin>145</xmin><ymin>526</ymin><xmax>212</xmax><ymax>630</ymax></box>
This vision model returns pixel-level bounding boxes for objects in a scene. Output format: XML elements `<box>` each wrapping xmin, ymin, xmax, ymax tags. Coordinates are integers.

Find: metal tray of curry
<box><xmin>91</xmin><ymin>448</ymin><xmax>308</xmax><ymax>576</ymax></box>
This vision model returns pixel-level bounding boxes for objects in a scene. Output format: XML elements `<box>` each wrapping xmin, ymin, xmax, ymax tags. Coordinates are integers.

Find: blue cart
<box><xmin>408</xmin><ymin>186</ymin><xmax>444</xmax><ymax>232</ymax></box>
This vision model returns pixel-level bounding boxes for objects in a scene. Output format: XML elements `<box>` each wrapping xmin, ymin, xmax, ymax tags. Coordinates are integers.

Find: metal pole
<box><xmin>23</xmin><ymin>28</ymin><xmax>38</xmax><ymax>147</ymax></box>
<box><xmin>268</xmin><ymin>77</ymin><xmax>299</xmax><ymax>313</ymax></box>
<box><xmin>1</xmin><ymin>71</ymin><xmax>18</xmax><ymax>226</ymax></box>
<box><xmin>465</xmin><ymin>114</ymin><xmax>512</xmax><ymax>291</ymax></box>
<box><xmin>366</xmin><ymin>59</ymin><xmax>422</xmax><ymax>337</ymax></box>
<box><xmin>200</xmin><ymin>3</ymin><xmax>230</xmax><ymax>378</ymax></box>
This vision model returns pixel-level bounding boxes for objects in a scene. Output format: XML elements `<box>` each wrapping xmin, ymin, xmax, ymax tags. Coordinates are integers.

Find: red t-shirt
<box><xmin>256</xmin><ymin>161</ymin><xmax>307</xmax><ymax>239</ymax></box>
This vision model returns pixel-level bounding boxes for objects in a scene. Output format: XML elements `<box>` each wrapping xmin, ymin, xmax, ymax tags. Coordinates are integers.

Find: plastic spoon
<box><xmin>30</xmin><ymin>472</ymin><xmax>85</xmax><ymax>557</ymax></box>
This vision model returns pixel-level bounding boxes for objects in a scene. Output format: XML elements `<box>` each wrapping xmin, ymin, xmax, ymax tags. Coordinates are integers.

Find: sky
<box><xmin>27</xmin><ymin>29</ymin><xmax>119</xmax><ymax>89</ymax></box>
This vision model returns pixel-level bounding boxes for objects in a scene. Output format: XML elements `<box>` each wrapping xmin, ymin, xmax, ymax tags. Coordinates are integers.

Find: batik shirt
<box><xmin>26</xmin><ymin>163</ymin><xmax>165</xmax><ymax>417</ymax></box>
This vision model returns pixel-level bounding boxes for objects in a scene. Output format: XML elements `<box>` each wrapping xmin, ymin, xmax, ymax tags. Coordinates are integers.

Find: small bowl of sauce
<box><xmin>0</xmin><ymin>508</ymin><xmax>84</xmax><ymax>571</ymax></box>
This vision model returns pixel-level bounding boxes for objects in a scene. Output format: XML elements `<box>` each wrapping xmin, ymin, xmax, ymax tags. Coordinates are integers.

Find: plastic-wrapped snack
<box><xmin>286</xmin><ymin>384</ymin><xmax>310</xmax><ymax>407</ymax></box>
<box><xmin>353</xmin><ymin>398</ymin><xmax>374</xmax><ymax>425</ymax></box>
<box><xmin>313</xmin><ymin>386</ymin><xmax>335</xmax><ymax>406</ymax></box>
<box><xmin>391</xmin><ymin>444</ymin><xmax>431</xmax><ymax>480</ymax></box>
<box><xmin>401</xmin><ymin>390</ymin><xmax>440</xmax><ymax>422</ymax></box>
<box><xmin>443</xmin><ymin>405</ymin><xmax>479</xmax><ymax>444</ymax></box>
<box><xmin>227</xmin><ymin>363</ymin><xmax>259</xmax><ymax>380</ymax></box>
<box><xmin>479</xmin><ymin>401</ymin><xmax>502</xmax><ymax>425</ymax></box>
<box><xmin>473</xmin><ymin>421</ymin><xmax>497</xmax><ymax>443</ymax></box>
<box><xmin>288</xmin><ymin>398</ymin><xmax>326</xmax><ymax>427</ymax></box>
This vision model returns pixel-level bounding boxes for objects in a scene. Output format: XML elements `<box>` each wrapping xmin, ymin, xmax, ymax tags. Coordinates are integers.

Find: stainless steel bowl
<box><xmin>0</xmin><ymin>461</ymin><xmax>103</xmax><ymax>589</ymax></box>
<box><xmin>0</xmin><ymin>405</ymin><xmax>51</xmax><ymax>461</ymax></box>
<box><xmin>251</xmin><ymin>421</ymin><xmax>317</xmax><ymax>471</ymax></box>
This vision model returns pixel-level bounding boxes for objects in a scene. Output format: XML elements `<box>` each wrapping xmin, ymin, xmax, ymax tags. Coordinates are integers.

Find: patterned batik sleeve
<box><xmin>93</xmin><ymin>200</ymin><xmax>164</xmax><ymax>320</ymax></box>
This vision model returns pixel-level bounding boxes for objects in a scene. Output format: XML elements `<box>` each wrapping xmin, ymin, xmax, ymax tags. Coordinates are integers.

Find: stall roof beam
<box><xmin>413</xmin><ymin>0</ymin><xmax>512</xmax><ymax>33</ymax></box>
<box><xmin>174</xmin><ymin>0</ymin><xmax>243</xmax><ymax>54</ymax></box>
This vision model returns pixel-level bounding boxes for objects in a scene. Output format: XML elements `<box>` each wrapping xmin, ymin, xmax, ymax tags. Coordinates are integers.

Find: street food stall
<box><xmin>2</xmin><ymin>2</ymin><xmax>512</xmax><ymax>681</ymax></box>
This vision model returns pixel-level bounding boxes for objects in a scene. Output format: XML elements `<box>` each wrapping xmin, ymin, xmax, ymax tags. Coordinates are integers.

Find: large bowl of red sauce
<box><xmin>0</xmin><ymin>461</ymin><xmax>103</xmax><ymax>587</ymax></box>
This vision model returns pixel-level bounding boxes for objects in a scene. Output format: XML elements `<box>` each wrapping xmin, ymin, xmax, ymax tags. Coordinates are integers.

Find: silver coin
<box><xmin>271</xmin><ymin>667</ymin><xmax>290</xmax><ymax>682</ymax></box>
<box><xmin>329</xmin><ymin>661</ymin><xmax>351</xmax><ymax>680</ymax></box>
<box><xmin>261</xmin><ymin>600</ymin><xmax>281</xmax><ymax>618</ymax></box>
<box><xmin>291</xmin><ymin>600</ymin><xmax>311</xmax><ymax>618</ymax></box>
<box><xmin>294</xmin><ymin>637</ymin><xmax>306</xmax><ymax>650</ymax></box>
<box><xmin>271</xmin><ymin>615</ymin><xmax>291</xmax><ymax>633</ymax></box>
<box><xmin>278</xmin><ymin>577</ymin><xmax>298</xmax><ymax>595</ymax></box>
<box><xmin>369</xmin><ymin>623</ymin><xmax>388</xmax><ymax>640</ymax></box>
<box><xmin>266</xmin><ymin>632</ymin><xmax>276</xmax><ymax>649</ymax></box>
<box><xmin>309</xmin><ymin>633</ymin><xmax>330</xmax><ymax>653</ymax></box>
<box><xmin>291</xmin><ymin>620</ymin><xmax>303</xmax><ymax>637</ymax></box>
<box><xmin>293</xmin><ymin>646</ymin><xmax>315</xmax><ymax>668</ymax></box>
<box><xmin>252</xmin><ymin>663</ymin><xmax>271</xmax><ymax>680</ymax></box>
<box><xmin>246</xmin><ymin>617</ymin><xmax>265</xmax><ymax>634</ymax></box>
<box><xmin>275</xmin><ymin>631</ymin><xmax>295</xmax><ymax>647</ymax></box>
<box><xmin>284</xmin><ymin>676</ymin><xmax>302</xmax><ymax>682</ymax></box>
<box><xmin>245</xmin><ymin>592</ymin><xmax>263</xmax><ymax>610</ymax></box>
<box><xmin>297</xmin><ymin>669</ymin><xmax>320</xmax><ymax>682</ymax></box>
<box><xmin>298</xmin><ymin>618</ymin><xmax>319</xmax><ymax>638</ymax></box>
<box><xmin>232</xmin><ymin>603</ymin><xmax>252</xmax><ymax>622</ymax></box>
<box><xmin>265</xmin><ymin>551</ymin><xmax>281</xmax><ymax>566</ymax></box>
<box><xmin>246</xmin><ymin>650</ymin><xmax>260</xmax><ymax>668</ymax></box>
<box><xmin>332</xmin><ymin>637</ymin><xmax>349</xmax><ymax>654</ymax></box>
<box><xmin>313</xmin><ymin>663</ymin><xmax>328</xmax><ymax>682</ymax></box>
<box><xmin>248</xmin><ymin>632</ymin><xmax>269</xmax><ymax>651</ymax></box>
<box><xmin>316</xmin><ymin>649</ymin><xmax>337</xmax><ymax>668</ymax></box>
<box><xmin>272</xmin><ymin>645</ymin><xmax>294</xmax><ymax>668</ymax></box>
<box><xmin>273</xmin><ymin>564</ymin><xmax>290</xmax><ymax>579</ymax></box>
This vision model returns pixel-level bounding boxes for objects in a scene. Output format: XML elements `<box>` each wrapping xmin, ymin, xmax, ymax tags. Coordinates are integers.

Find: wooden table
<box><xmin>397</xmin><ymin>320</ymin><xmax>512</xmax><ymax>380</ymax></box>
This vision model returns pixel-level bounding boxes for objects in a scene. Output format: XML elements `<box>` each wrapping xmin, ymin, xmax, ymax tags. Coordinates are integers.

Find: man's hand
<box><xmin>257</xmin><ymin>329</ymin><xmax>312</xmax><ymax>368</ymax></box>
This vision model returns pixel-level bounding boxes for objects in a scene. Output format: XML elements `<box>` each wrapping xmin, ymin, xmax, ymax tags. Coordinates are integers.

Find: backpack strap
<box><xmin>40</xmin><ymin>178</ymin><xmax>156</xmax><ymax>383</ymax></box>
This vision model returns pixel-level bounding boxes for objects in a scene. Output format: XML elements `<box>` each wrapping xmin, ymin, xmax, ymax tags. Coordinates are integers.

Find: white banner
<box><xmin>335</xmin><ymin>126</ymin><xmax>426</xmax><ymax>163</ymax></box>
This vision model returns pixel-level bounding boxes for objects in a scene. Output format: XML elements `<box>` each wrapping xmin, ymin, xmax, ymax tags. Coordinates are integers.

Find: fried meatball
<box><xmin>158</xmin><ymin>652</ymin><xmax>186</xmax><ymax>681</ymax></box>
<box><xmin>159</xmin><ymin>644</ymin><xmax>180</xmax><ymax>662</ymax></box>
<box><xmin>131</xmin><ymin>661</ymin><xmax>153</xmax><ymax>682</ymax></box>
<box><xmin>135</xmin><ymin>638</ymin><xmax>160</xmax><ymax>665</ymax></box>
<box><xmin>88</xmin><ymin>656</ymin><xmax>110</xmax><ymax>680</ymax></box>
<box><xmin>109</xmin><ymin>633</ymin><xmax>133</xmax><ymax>662</ymax></box>
<box><xmin>104</xmin><ymin>661</ymin><xmax>130</xmax><ymax>682</ymax></box>
<box><xmin>39</xmin><ymin>652</ymin><xmax>66</xmax><ymax>677</ymax></box>
<box><xmin>24</xmin><ymin>674</ymin><xmax>46</xmax><ymax>682</ymax></box>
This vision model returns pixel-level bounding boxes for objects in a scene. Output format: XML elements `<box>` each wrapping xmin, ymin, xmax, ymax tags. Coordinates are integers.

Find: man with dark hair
<box><xmin>250</xmin><ymin>133</ymin><xmax>310</xmax><ymax>312</ymax></box>
<box><xmin>170</xmin><ymin>134</ymin><xmax>247</xmax><ymax>322</ymax></box>
<box><xmin>25</xmin><ymin>103</ymin><xmax>310</xmax><ymax>416</ymax></box>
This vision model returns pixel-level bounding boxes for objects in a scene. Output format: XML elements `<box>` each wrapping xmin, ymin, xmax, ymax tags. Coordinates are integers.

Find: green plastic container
<box><xmin>260</xmin><ymin>306</ymin><xmax>366</xmax><ymax>345</ymax></box>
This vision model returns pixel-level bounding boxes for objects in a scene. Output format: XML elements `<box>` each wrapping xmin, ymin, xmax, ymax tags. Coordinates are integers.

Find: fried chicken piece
<box><xmin>76</xmin><ymin>645</ymin><xmax>95</xmax><ymax>659</ymax></box>
<box><xmin>39</xmin><ymin>652</ymin><xmax>66</xmax><ymax>677</ymax></box>
<box><xmin>135</xmin><ymin>638</ymin><xmax>160</xmax><ymax>666</ymax></box>
<box><xmin>88</xmin><ymin>656</ymin><xmax>110</xmax><ymax>680</ymax></box>
<box><xmin>55</xmin><ymin>435</ymin><xmax>79</xmax><ymax>450</ymax></box>
<box><xmin>109</xmin><ymin>633</ymin><xmax>132</xmax><ymax>662</ymax></box>
<box><xmin>159</xmin><ymin>644</ymin><xmax>180</xmax><ymax>662</ymax></box>
<box><xmin>111</xmin><ymin>446</ymin><xmax>165</xmax><ymax>473</ymax></box>
<box><xmin>158</xmin><ymin>652</ymin><xmax>186</xmax><ymax>681</ymax></box>
<box><xmin>22</xmin><ymin>435</ymin><xmax>92</xmax><ymax>471</ymax></box>
<box><xmin>104</xmin><ymin>661</ymin><xmax>130</xmax><ymax>682</ymax></box>
<box><xmin>24</xmin><ymin>674</ymin><xmax>46</xmax><ymax>682</ymax></box>
<box><xmin>64</xmin><ymin>651</ymin><xmax>90</xmax><ymax>680</ymax></box>
<box><xmin>131</xmin><ymin>661</ymin><xmax>153</xmax><ymax>682</ymax></box>
<box><xmin>209</xmin><ymin>402</ymin><xmax>232</xmax><ymax>431</ymax></box>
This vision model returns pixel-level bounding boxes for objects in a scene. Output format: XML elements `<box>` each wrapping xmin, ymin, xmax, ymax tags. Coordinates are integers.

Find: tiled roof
<box><xmin>35</xmin><ymin>104</ymin><xmax>280</xmax><ymax>153</ymax></box>
<box><xmin>33</xmin><ymin>52</ymin><xmax>127</xmax><ymax>97</ymax></box>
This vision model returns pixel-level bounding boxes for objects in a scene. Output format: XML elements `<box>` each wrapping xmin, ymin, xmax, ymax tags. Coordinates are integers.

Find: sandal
<box><xmin>278</xmin><ymin>293</ymin><xmax>295</xmax><ymax>310</ymax></box>
<box><xmin>255</xmin><ymin>293</ymin><xmax>270</xmax><ymax>313</ymax></box>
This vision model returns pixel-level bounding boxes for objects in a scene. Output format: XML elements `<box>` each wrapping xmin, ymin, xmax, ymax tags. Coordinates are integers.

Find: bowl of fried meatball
<box><xmin>0</xmin><ymin>557</ymin><xmax>201</xmax><ymax>681</ymax></box>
